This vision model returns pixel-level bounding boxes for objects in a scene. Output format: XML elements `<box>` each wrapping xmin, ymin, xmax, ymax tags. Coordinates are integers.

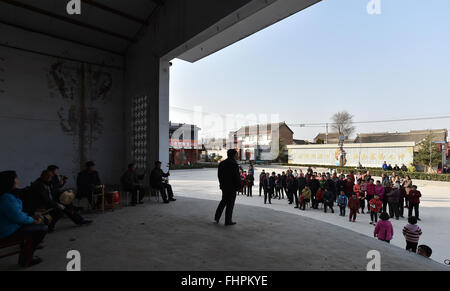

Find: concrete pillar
<box><xmin>159</xmin><ymin>59</ymin><xmax>170</xmax><ymax>172</ymax></box>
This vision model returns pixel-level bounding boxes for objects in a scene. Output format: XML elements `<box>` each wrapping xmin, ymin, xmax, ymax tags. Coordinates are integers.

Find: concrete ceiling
<box><xmin>0</xmin><ymin>0</ymin><xmax>163</xmax><ymax>56</ymax></box>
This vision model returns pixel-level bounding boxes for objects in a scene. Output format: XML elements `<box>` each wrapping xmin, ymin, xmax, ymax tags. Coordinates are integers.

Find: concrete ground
<box><xmin>0</xmin><ymin>195</ymin><xmax>446</xmax><ymax>271</ymax></box>
<box><xmin>171</xmin><ymin>166</ymin><xmax>450</xmax><ymax>267</ymax></box>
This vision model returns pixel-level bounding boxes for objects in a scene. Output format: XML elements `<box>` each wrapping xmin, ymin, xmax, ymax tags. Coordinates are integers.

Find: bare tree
<box><xmin>331</xmin><ymin>111</ymin><xmax>355</xmax><ymax>138</ymax></box>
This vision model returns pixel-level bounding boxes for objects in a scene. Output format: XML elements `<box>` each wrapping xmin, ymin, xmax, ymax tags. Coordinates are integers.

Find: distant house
<box><xmin>169</xmin><ymin>122</ymin><xmax>201</xmax><ymax>165</ymax></box>
<box><xmin>313</xmin><ymin>133</ymin><xmax>353</xmax><ymax>144</ymax></box>
<box><xmin>233</xmin><ymin>122</ymin><xmax>294</xmax><ymax>161</ymax></box>
<box><xmin>354</xmin><ymin>129</ymin><xmax>448</xmax><ymax>151</ymax></box>
<box><xmin>293</xmin><ymin>139</ymin><xmax>310</xmax><ymax>145</ymax></box>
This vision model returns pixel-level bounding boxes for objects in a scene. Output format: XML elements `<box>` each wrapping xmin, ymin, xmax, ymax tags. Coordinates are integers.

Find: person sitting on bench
<box><xmin>150</xmin><ymin>161</ymin><xmax>176</xmax><ymax>203</ymax></box>
<box><xmin>24</xmin><ymin>170</ymin><xmax>91</xmax><ymax>232</ymax></box>
<box><xmin>77</xmin><ymin>161</ymin><xmax>102</xmax><ymax>208</ymax></box>
<box><xmin>121</xmin><ymin>163</ymin><xmax>145</xmax><ymax>206</ymax></box>
<box><xmin>0</xmin><ymin>171</ymin><xmax>47</xmax><ymax>267</ymax></box>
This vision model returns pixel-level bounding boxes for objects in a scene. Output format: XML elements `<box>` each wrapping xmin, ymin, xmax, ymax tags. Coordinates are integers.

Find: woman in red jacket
<box><xmin>408</xmin><ymin>185</ymin><xmax>422</xmax><ymax>221</ymax></box>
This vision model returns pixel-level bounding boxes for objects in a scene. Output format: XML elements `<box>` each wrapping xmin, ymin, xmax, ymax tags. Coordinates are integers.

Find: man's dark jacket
<box><xmin>23</xmin><ymin>178</ymin><xmax>59</xmax><ymax>215</ymax></box>
<box><xmin>77</xmin><ymin>170</ymin><xmax>101</xmax><ymax>198</ymax></box>
<box><xmin>150</xmin><ymin>167</ymin><xmax>169</xmax><ymax>188</ymax></box>
<box><xmin>121</xmin><ymin>170</ymin><xmax>144</xmax><ymax>190</ymax></box>
<box><xmin>218</xmin><ymin>158</ymin><xmax>241</xmax><ymax>192</ymax></box>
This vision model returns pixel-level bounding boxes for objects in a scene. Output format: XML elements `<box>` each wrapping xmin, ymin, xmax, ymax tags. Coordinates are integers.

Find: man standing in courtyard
<box><xmin>215</xmin><ymin>149</ymin><xmax>241</xmax><ymax>226</ymax></box>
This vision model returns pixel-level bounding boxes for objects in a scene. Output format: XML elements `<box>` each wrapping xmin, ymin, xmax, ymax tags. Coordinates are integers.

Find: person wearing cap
<box><xmin>76</xmin><ymin>161</ymin><xmax>102</xmax><ymax>207</ymax></box>
<box><xmin>150</xmin><ymin>161</ymin><xmax>175</xmax><ymax>203</ymax></box>
<box><xmin>215</xmin><ymin>149</ymin><xmax>241</xmax><ymax>226</ymax></box>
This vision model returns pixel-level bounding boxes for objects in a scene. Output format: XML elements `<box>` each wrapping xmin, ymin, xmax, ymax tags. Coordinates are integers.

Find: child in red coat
<box><xmin>369</xmin><ymin>195</ymin><xmax>382</xmax><ymax>225</ymax></box>
<box><xmin>348</xmin><ymin>193</ymin><xmax>359</xmax><ymax>222</ymax></box>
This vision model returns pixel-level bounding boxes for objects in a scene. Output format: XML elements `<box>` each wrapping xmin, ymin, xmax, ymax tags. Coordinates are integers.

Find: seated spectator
<box><xmin>443</xmin><ymin>165</ymin><xmax>448</xmax><ymax>174</ymax></box>
<box><xmin>382</xmin><ymin>161</ymin><xmax>388</xmax><ymax>171</ymax></box>
<box><xmin>121</xmin><ymin>163</ymin><xmax>145</xmax><ymax>206</ymax></box>
<box><xmin>400</xmin><ymin>164</ymin><xmax>408</xmax><ymax>172</ymax></box>
<box><xmin>299</xmin><ymin>185</ymin><xmax>311</xmax><ymax>211</ymax></box>
<box><xmin>150</xmin><ymin>161</ymin><xmax>176</xmax><ymax>203</ymax></box>
<box><xmin>0</xmin><ymin>171</ymin><xmax>47</xmax><ymax>267</ymax></box>
<box><xmin>23</xmin><ymin>170</ymin><xmax>91</xmax><ymax>232</ymax></box>
<box><xmin>47</xmin><ymin>165</ymin><xmax>67</xmax><ymax>200</ymax></box>
<box><xmin>77</xmin><ymin>161</ymin><xmax>101</xmax><ymax>208</ymax></box>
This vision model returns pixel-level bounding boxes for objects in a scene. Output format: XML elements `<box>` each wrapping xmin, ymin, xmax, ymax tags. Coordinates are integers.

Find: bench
<box><xmin>0</xmin><ymin>235</ymin><xmax>33</xmax><ymax>267</ymax></box>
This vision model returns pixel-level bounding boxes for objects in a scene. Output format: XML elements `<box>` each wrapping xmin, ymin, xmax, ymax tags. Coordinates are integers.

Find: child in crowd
<box><xmin>374</xmin><ymin>180</ymin><xmax>385</xmax><ymax>212</ymax></box>
<box><xmin>337</xmin><ymin>191</ymin><xmax>348</xmax><ymax>217</ymax></box>
<box><xmin>369</xmin><ymin>194</ymin><xmax>382</xmax><ymax>225</ymax></box>
<box><xmin>417</xmin><ymin>245</ymin><xmax>432</xmax><ymax>258</ymax></box>
<box><xmin>402</xmin><ymin>216</ymin><xmax>422</xmax><ymax>253</ymax></box>
<box><xmin>374</xmin><ymin>212</ymin><xmax>393</xmax><ymax>243</ymax></box>
<box><xmin>299</xmin><ymin>185</ymin><xmax>311</xmax><ymax>211</ymax></box>
<box><xmin>315</xmin><ymin>187</ymin><xmax>324</xmax><ymax>209</ymax></box>
<box><xmin>348</xmin><ymin>193</ymin><xmax>359</xmax><ymax>222</ymax></box>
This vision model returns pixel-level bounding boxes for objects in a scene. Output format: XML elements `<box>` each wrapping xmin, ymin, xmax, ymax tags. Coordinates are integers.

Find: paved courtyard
<box><xmin>1</xmin><ymin>166</ymin><xmax>448</xmax><ymax>271</ymax></box>
<box><xmin>170</xmin><ymin>166</ymin><xmax>450</xmax><ymax>267</ymax></box>
<box><xmin>0</xmin><ymin>196</ymin><xmax>446</xmax><ymax>271</ymax></box>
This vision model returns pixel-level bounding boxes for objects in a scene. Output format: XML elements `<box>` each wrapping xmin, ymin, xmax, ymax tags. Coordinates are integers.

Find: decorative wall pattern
<box><xmin>132</xmin><ymin>96</ymin><xmax>148</xmax><ymax>170</ymax></box>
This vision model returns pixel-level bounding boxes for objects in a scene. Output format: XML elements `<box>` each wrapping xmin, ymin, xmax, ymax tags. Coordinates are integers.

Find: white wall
<box><xmin>0</xmin><ymin>25</ymin><xmax>125</xmax><ymax>186</ymax></box>
<box><xmin>288</xmin><ymin>142</ymin><xmax>415</xmax><ymax>168</ymax></box>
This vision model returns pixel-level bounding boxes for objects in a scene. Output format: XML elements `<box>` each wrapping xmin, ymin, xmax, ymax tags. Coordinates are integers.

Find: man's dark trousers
<box><xmin>388</xmin><ymin>202</ymin><xmax>399</xmax><ymax>219</ymax></box>
<box><xmin>215</xmin><ymin>190</ymin><xmax>236</xmax><ymax>224</ymax></box>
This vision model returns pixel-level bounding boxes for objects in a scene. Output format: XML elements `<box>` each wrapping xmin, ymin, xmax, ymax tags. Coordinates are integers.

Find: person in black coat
<box><xmin>323</xmin><ymin>188</ymin><xmax>335</xmax><ymax>213</ymax></box>
<box><xmin>288</xmin><ymin>174</ymin><xmax>299</xmax><ymax>208</ymax></box>
<box><xmin>215</xmin><ymin>149</ymin><xmax>241</xmax><ymax>225</ymax></box>
<box><xmin>308</xmin><ymin>176</ymin><xmax>320</xmax><ymax>209</ymax></box>
<box><xmin>324</xmin><ymin>175</ymin><xmax>336</xmax><ymax>200</ymax></box>
<box><xmin>150</xmin><ymin>161</ymin><xmax>175</xmax><ymax>203</ymax></box>
<box><xmin>76</xmin><ymin>161</ymin><xmax>101</xmax><ymax>205</ymax></box>
<box><xmin>245</xmin><ymin>173</ymin><xmax>254</xmax><ymax>197</ymax></box>
<box><xmin>121</xmin><ymin>163</ymin><xmax>145</xmax><ymax>205</ymax></box>
<box><xmin>298</xmin><ymin>174</ymin><xmax>306</xmax><ymax>196</ymax></box>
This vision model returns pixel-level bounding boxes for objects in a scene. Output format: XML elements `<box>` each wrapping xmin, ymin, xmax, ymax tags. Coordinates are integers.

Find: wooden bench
<box><xmin>0</xmin><ymin>235</ymin><xmax>33</xmax><ymax>267</ymax></box>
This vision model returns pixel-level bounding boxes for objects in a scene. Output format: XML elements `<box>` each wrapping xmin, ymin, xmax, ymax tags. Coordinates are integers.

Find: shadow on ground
<box><xmin>0</xmin><ymin>197</ymin><xmax>446</xmax><ymax>271</ymax></box>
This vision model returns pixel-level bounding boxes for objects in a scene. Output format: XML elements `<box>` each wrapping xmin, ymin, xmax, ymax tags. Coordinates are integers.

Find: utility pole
<box><xmin>326</xmin><ymin>123</ymin><xmax>329</xmax><ymax>144</ymax></box>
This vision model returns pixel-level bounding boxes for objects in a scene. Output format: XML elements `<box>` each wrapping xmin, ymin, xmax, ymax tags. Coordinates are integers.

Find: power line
<box><xmin>288</xmin><ymin>115</ymin><xmax>450</xmax><ymax>127</ymax></box>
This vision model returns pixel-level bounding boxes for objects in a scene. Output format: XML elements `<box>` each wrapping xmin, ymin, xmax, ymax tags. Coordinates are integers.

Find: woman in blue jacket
<box><xmin>0</xmin><ymin>171</ymin><xmax>47</xmax><ymax>267</ymax></box>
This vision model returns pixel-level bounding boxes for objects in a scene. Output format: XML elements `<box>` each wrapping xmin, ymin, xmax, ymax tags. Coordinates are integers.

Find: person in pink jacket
<box><xmin>374</xmin><ymin>212</ymin><xmax>394</xmax><ymax>243</ymax></box>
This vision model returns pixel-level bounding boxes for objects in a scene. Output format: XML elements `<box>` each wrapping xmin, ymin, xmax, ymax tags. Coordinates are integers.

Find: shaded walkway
<box><xmin>1</xmin><ymin>197</ymin><xmax>446</xmax><ymax>271</ymax></box>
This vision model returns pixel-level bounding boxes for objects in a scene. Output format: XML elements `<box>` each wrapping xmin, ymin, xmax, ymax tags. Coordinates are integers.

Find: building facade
<box><xmin>169</xmin><ymin>122</ymin><xmax>200</xmax><ymax>165</ymax></box>
<box><xmin>233</xmin><ymin>122</ymin><xmax>293</xmax><ymax>161</ymax></box>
